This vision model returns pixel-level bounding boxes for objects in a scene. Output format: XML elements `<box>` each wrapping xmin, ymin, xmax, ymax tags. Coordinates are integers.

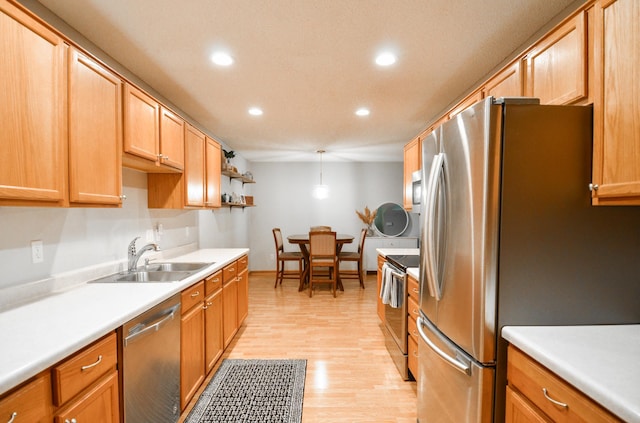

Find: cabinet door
<box><xmin>204</xmin><ymin>289</ymin><xmax>223</xmax><ymax>374</ymax></box>
<box><xmin>159</xmin><ymin>107</ymin><xmax>185</xmax><ymax>170</ymax></box>
<box><xmin>54</xmin><ymin>370</ymin><xmax>120</xmax><ymax>423</ymax></box>
<box><xmin>68</xmin><ymin>48</ymin><xmax>122</xmax><ymax>206</ymax></box>
<box><xmin>180</xmin><ymin>302</ymin><xmax>205</xmax><ymax>410</ymax></box>
<box><xmin>403</xmin><ymin>137</ymin><xmax>420</xmax><ymax>210</ymax></box>
<box><xmin>592</xmin><ymin>0</ymin><xmax>640</xmax><ymax>204</ymax></box>
<box><xmin>222</xmin><ymin>279</ymin><xmax>238</xmax><ymax>348</ymax></box>
<box><xmin>205</xmin><ymin>137</ymin><xmax>222</xmax><ymax>208</ymax></box>
<box><xmin>484</xmin><ymin>60</ymin><xmax>522</xmax><ymax>98</ymax></box>
<box><xmin>524</xmin><ymin>11</ymin><xmax>587</xmax><ymax>105</ymax></box>
<box><xmin>237</xmin><ymin>267</ymin><xmax>249</xmax><ymax>326</ymax></box>
<box><xmin>376</xmin><ymin>254</ymin><xmax>385</xmax><ymax>321</ymax></box>
<box><xmin>505</xmin><ymin>385</ymin><xmax>552</xmax><ymax>423</ymax></box>
<box><xmin>0</xmin><ymin>1</ymin><xmax>67</xmax><ymax>206</ymax></box>
<box><xmin>184</xmin><ymin>124</ymin><xmax>205</xmax><ymax>207</ymax></box>
<box><xmin>123</xmin><ymin>83</ymin><xmax>159</xmax><ymax>162</ymax></box>
<box><xmin>0</xmin><ymin>372</ymin><xmax>52</xmax><ymax>423</ymax></box>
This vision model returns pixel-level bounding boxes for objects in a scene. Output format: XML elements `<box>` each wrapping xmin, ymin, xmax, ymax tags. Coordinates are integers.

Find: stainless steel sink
<box><xmin>115</xmin><ymin>271</ymin><xmax>191</xmax><ymax>282</ymax></box>
<box><xmin>89</xmin><ymin>262</ymin><xmax>213</xmax><ymax>283</ymax></box>
<box><xmin>142</xmin><ymin>262</ymin><xmax>210</xmax><ymax>272</ymax></box>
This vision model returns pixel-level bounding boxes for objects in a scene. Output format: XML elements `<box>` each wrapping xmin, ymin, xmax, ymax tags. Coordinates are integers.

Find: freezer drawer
<box><xmin>417</xmin><ymin>316</ymin><xmax>494</xmax><ymax>423</ymax></box>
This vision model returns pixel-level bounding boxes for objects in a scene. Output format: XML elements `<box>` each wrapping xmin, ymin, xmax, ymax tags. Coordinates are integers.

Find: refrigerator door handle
<box><xmin>417</xmin><ymin>315</ymin><xmax>471</xmax><ymax>375</ymax></box>
<box><xmin>424</xmin><ymin>153</ymin><xmax>445</xmax><ymax>300</ymax></box>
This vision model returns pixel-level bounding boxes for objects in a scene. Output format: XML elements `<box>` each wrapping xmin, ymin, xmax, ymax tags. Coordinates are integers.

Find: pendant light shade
<box><xmin>313</xmin><ymin>150</ymin><xmax>329</xmax><ymax>199</ymax></box>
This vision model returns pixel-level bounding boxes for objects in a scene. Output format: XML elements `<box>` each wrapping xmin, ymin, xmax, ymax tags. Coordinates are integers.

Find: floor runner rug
<box><xmin>184</xmin><ymin>359</ymin><xmax>307</xmax><ymax>423</ymax></box>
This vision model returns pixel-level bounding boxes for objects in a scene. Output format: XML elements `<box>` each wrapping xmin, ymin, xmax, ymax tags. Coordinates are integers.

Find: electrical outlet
<box><xmin>185</xmin><ymin>226</ymin><xmax>190</xmax><ymax>237</ymax></box>
<box><xmin>145</xmin><ymin>229</ymin><xmax>154</xmax><ymax>243</ymax></box>
<box><xmin>31</xmin><ymin>240</ymin><xmax>43</xmax><ymax>263</ymax></box>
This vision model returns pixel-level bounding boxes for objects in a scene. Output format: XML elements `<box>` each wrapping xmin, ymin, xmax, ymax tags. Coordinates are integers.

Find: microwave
<box><xmin>411</xmin><ymin>170</ymin><xmax>422</xmax><ymax>214</ymax></box>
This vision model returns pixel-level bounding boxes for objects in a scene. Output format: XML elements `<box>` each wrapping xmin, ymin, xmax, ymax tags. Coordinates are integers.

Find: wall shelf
<box><xmin>221</xmin><ymin>202</ymin><xmax>255</xmax><ymax>210</ymax></box>
<box><xmin>221</xmin><ymin>169</ymin><xmax>256</xmax><ymax>185</ymax></box>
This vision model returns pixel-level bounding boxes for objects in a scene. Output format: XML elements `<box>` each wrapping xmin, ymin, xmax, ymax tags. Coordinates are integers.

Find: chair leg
<box><xmin>274</xmin><ymin>260</ymin><xmax>282</xmax><ymax>288</ymax></box>
<box><xmin>358</xmin><ymin>261</ymin><xmax>365</xmax><ymax>289</ymax></box>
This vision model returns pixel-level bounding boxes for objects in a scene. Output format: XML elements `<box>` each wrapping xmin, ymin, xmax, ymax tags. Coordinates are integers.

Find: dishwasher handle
<box><xmin>124</xmin><ymin>303</ymin><xmax>180</xmax><ymax>346</ymax></box>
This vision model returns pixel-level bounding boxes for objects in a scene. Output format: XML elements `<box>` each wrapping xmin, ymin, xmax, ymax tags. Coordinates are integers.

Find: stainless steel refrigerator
<box><xmin>417</xmin><ymin>97</ymin><xmax>640</xmax><ymax>422</ymax></box>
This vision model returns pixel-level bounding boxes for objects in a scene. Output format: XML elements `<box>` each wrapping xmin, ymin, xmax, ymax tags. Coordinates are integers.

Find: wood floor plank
<box><xmin>180</xmin><ymin>272</ymin><xmax>417</xmax><ymax>422</ymax></box>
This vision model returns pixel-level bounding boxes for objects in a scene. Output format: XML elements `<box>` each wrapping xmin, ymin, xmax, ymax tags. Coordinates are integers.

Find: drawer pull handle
<box><xmin>412</xmin><ymin>288</ymin><xmax>419</xmax><ymax>294</ymax></box>
<box><xmin>542</xmin><ymin>388</ymin><xmax>568</xmax><ymax>409</ymax></box>
<box><xmin>64</xmin><ymin>419</ymin><xmax>77</xmax><ymax>423</ymax></box>
<box><xmin>7</xmin><ymin>412</ymin><xmax>17</xmax><ymax>423</ymax></box>
<box><xmin>81</xmin><ymin>355</ymin><xmax>103</xmax><ymax>371</ymax></box>
<box><xmin>190</xmin><ymin>291</ymin><xmax>200</xmax><ymax>297</ymax></box>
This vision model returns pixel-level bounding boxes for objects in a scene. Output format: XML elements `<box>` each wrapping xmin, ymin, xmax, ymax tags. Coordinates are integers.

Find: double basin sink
<box><xmin>91</xmin><ymin>262</ymin><xmax>212</xmax><ymax>283</ymax></box>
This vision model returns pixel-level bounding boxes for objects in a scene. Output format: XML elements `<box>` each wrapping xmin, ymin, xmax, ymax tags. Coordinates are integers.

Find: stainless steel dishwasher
<box><xmin>122</xmin><ymin>294</ymin><xmax>181</xmax><ymax>423</ymax></box>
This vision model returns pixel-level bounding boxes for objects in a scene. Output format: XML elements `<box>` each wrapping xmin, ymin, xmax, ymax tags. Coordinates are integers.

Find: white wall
<box><xmin>0</xmin><ymin>169</ymin><xmax>201</xmax><ymax>290</ymax></box>
<box><xmin>246</xmin><ymin>161</ymin><xmax>414</xmax><ymax>271</ymax></box>
<box><xmin>0</xmin><ymin>160</ymin><xmax>408</xmax><ymax>290</ymax></box>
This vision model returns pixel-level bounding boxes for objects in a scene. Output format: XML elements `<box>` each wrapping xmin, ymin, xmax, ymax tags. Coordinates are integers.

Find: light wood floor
<box><xmin>181</xmin><ymin>272</ymin><xmax>417</xmax><ymax>422</ymax></box>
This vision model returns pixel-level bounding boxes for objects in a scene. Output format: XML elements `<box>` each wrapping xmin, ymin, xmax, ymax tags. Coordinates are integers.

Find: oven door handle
<box><xmin>417</xmin><ymin>316</ymin><xmax>471</xmax><ymax>375</ymax></box>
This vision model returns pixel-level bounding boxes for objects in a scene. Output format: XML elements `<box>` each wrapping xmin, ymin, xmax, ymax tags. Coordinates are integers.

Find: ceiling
<box><xmin>35</xmin><ymin>0</ymin><xmax>581</xmax><ymax>162</ymax></box>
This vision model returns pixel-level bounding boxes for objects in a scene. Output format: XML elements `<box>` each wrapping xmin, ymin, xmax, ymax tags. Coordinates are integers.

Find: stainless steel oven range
<box><xmin>381</xmin><ymin>254</ymin><xmax>419</xmax><ymax>380</ymax></box>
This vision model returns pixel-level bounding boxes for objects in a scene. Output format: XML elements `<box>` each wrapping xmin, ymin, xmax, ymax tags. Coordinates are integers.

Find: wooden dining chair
<box><xmin>308</xmin><ymin>231</ymin><xmax>338</xmax><ymax>297</ymax></box>
<box><xmin>338</xmin><ymin>228</ymin><xmax>367</xmax><ymax>289</ymax></box>
<box><xmin>310</xmin><ymin>225</ymin><xmax>332</xmax><ymax>232</ymax></box>
<box><xmin>272</xmin><ymin>228</ymin><xmax>304</xmax><ymax>288</ymax></box>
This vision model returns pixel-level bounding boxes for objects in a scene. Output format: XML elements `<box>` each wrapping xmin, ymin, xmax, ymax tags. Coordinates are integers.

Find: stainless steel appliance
<box><xmin>382</xmin><ymin>254</ymin><xmax>420</xmax><ymax>380</ymax></box>
<box><xmin>417</xmin><ymin>97</ymin><xmax>640</xmax><ymax>422</ymax></box>
<box><xmin>411</xmin><ymin>170</ymin><xmax>422</xmax><ymax>213</ymax></box>
<box><xmin>122</xmin><ymin>294</ymin><xmax>181</xmax><ymax>423</ymax></box>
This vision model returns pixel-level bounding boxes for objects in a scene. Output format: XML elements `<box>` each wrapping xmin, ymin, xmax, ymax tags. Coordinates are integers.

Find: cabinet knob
<box><xmin>120</xmin><ymin>194</ymin><xmax>127</xmax><ymax>200</ymax></box>
<box><xmin>64</xmin><ymin>419</ymin><xmax>77</xmax><ymax>423</ymax></box>
<box><xmin>589</xmin><ymin>183</ymin><xmax>599</xmax><ymax>191</ymax></box>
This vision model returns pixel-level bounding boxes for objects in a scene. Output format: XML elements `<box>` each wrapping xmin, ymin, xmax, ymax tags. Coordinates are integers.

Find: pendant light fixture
<box><xmin>313</xmin><ymin>150</ymin><xmax>329</xmax><ymax>199</ymax></box>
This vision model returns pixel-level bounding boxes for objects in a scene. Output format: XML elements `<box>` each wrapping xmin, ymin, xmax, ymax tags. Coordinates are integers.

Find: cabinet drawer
<box><xmin>0</xmin><ymin>372</ymin><xmax>52</xmax><ymax>423</ymax></box>
<box><xmin>52</xmin><ymin>332</ymin><xmax>117</xmax><ymax>406</ymax></box>
<box><xmin>181</xmin><ymin>280</ymin><xmax>205</xmax><ymax>312</ymax></box>
<box><xmin>507</xmin><ymin>346</ymin><xmax>621</xmax><ymax>423</ymax></box>
<box><xmin>237</xmin><ymin>255</ymin><xmax>248</xmax><ymax>273</ymax></box>
<box><xmin>222</xmin><ymin>262</ymin><xmax>237</xmax><ymax>284</ymax></box>
<box><xmin>407</xmin><ymin>296</ymin><xmax>420</xmax><ymax>322</ymax></box>
<box><xmin>408</xmin><ymin>333</ymin><xmax>419</xmax><ymax>381</ymax></box>
<box><xmin>408</xmin><ymin>275</ymin><xmax>419</xmax><ymax>303</ymax></box>
<box><xmin>55</xmin><ymin>370</ymin><xmax>120</xmax><ymax>423</ymax></box>
<box><xmin>205</xmin><ymin>270</ymin><xmax>222</xmax><ymax>295</ymax></box>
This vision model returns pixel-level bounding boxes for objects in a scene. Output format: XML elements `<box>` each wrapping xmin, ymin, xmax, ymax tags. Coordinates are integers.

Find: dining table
<box><xmin>287</xmin><ymin>233</ymin><xmax>355</xmax><ymax>292</ymax></box>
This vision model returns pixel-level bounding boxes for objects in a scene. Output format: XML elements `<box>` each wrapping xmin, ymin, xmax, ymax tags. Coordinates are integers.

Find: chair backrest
<box><xmin>310</xmin><ymin>225</ymin><xmax>332</xmax><ymax>232</ymax></box>
<box><xmin>309</xmin><ymin>231</ymin><xmax>337</xmax><ymax>258</ymax></box>
<box><xmin>272</xmin><ymin>228</ymin><xmax>284</xmax><ymax>254</ymax></box>
<box><xmin>357</xmin><ymin>228</ymin><xmax>367</xmax><ymax>254</ymax></box>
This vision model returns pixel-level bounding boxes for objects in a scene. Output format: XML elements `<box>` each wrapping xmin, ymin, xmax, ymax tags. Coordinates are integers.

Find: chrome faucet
<box><xmin>127</xmin><ymin>237</ymin><xmax>160</xmax><ymax>272</ymax></box>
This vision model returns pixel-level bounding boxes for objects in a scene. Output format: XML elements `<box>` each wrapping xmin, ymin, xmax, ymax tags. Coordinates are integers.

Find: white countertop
<box><xmin>0</xmin><ymin>248</ymin><xmax>248</xmax><ymax>395</ymax></box>
<box><xmin>376</xmin><ymin>247</ymin><xmax>420</xmax><ymax>257</ymax></box>
<box><xmin>502</xmin><ymin>325</ymin><xmax>640</xmax><ymax>423</ymax></box>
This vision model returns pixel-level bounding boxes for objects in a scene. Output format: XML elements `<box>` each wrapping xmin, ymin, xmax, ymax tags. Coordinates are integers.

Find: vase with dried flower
<box><xmin>356</xmin><ymin>206</ymin><xmax>377</xmax><ymax>236</ymax></box>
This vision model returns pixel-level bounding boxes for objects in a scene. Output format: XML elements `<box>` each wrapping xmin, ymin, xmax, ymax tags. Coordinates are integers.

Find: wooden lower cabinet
<box><xmin>180</xmin><ymin>281</ymin><xmax>205</xmax><ymax>410</ymax></box>
<box><xmin>506</xmin><ymin>345</ymin><xmax>621</xmax><ymax>422</ymax></box>
<box><xmin>237</xmin><ymin>256</ymin><xmax>249</xmax><ymax>326</ymax></box>
<box><xmin>204</xmin><ymin>271</ymin><xmax>224</xmax><ymax>374</ymax></box>
<box><xmin>376</xmin><ymin>254</ymin><xmax>385</xmax><ymax>321</ymax></box>
<box><xmin>54</xmin><ymin>370</ymin><xmax>119</xmax><ymax>423</ymax></box>
<box><xmin>222</xmin><ymin>277</ymin><xmax>239</xmax><ymax>348</ymax></box>
<box><xmin>0</xmin><ymin>372</ymin><xmax>53</xmax><ymax>423</ymax></box>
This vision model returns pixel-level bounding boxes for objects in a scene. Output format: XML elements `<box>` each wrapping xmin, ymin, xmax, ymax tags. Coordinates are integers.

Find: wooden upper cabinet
<box><xmin>591</xmin><ymin>0</ymin><xmax>640</xmax><ymax>205</ymax></box>
<box><xmin>68</xmin><ymin>48</ymin><xmax>123</xmax><ymax>206</ymax></box>
<box><xmin>448</xmin><ymin>89</ymin><xmax>483</xmax><ymax>119</ymax></box>
<box><xmin>123</xmin><ymin>83</ymin><xmax>159</xmax><ymax>164</ymax></box>
<box><xmin>403</xmin><ymin>136</ymin><xmax>421</xmax><ymax>210</ymax></box>
<box><xmin>524</xmin><ymin>11</ymin><xmax>588</xmax><ymax>105</ymax></box>
<box><xmin>483</xmin><ymin>60</ymin><xmax>522</xmax><ymax>99</ymax></box>
<box><xmin>185</xmin><ymin>124</ymin><xmax>206</xmax><ymax>207</ymax></box>
<box><xmin>159</xmin><ymin>106</ymin><xmax>185</xmax><ymax>171</ymax></box>
<box><xmin>205</xmin><ymin>137</ymin><xmax>222</xmax><ymax>208</ymax></box>
<box><xmin>0</xmin><ymin>0</ymin><xmax>67</xmax><ymax>206</ymax></box>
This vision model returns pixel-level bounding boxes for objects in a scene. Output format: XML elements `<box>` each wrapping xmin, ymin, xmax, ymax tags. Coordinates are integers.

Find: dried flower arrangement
<box><xmin>356</xmin><ymin>206</ymin><xmax>377</xmax><ymax>226</ymax></box>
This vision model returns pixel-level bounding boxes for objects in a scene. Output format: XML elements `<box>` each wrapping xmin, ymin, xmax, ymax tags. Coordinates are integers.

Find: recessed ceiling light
<box><xmin>375</xmin><ymin>52</ymin><xmax>397</xmax><ymax>67</ymax></box>
<box><xmin>355</xmin><ymin>108</ymin><xmax>370</xmax><ymax>117</ymax></box>
<box><xmin>211</xmin><ymin>52</ymin><xmax>233</xmax><ymax>66</ymax></box>
<box><xmin>248</xmin><ymin>107</ymin><xmax>263</xmax><ymax>116</ymax></box>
